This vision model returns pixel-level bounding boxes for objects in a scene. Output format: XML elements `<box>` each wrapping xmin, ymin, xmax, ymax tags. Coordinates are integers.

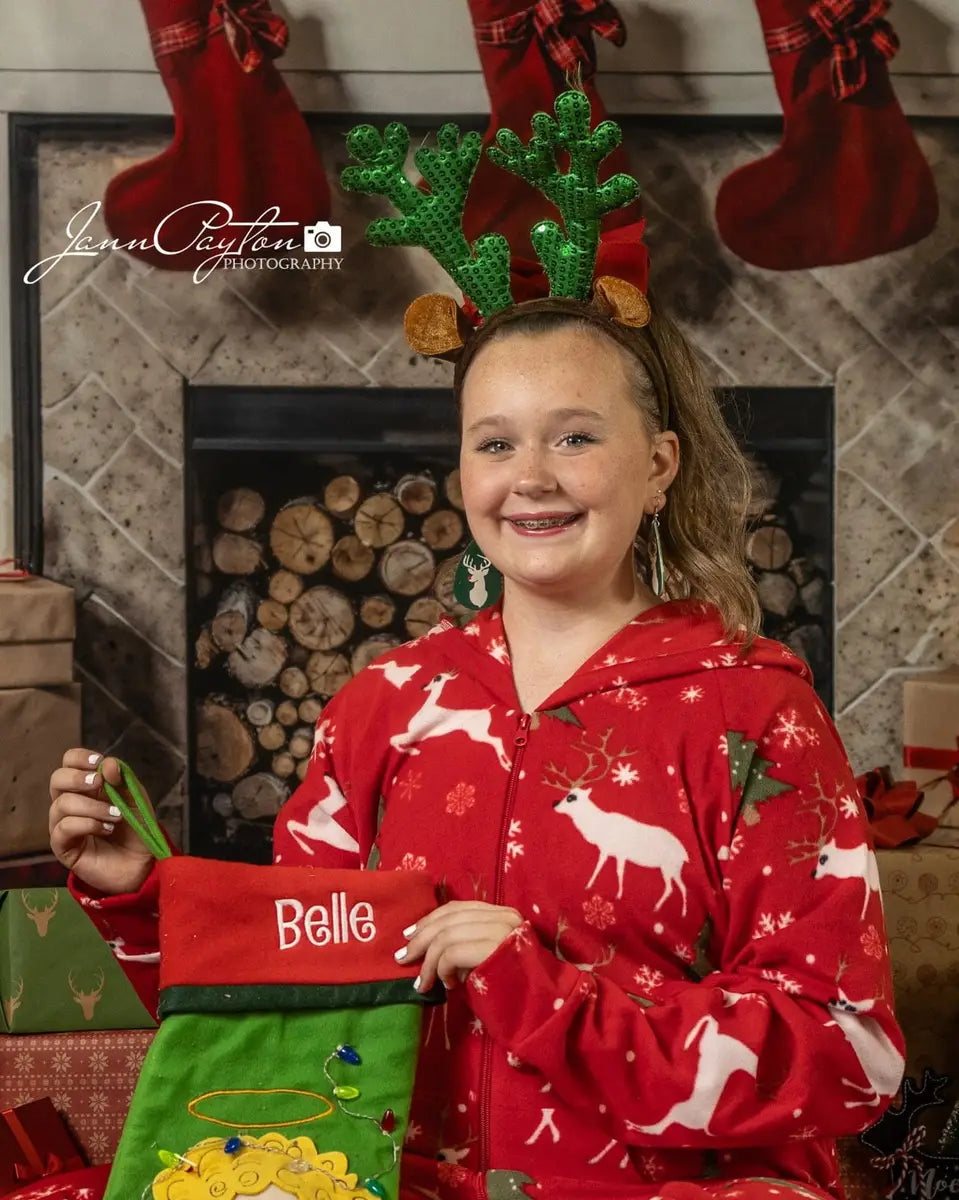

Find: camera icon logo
<box><xmin>303</xmin><ymin>221</ymin><xmax>342</xmax><ymax>252</ymax></box>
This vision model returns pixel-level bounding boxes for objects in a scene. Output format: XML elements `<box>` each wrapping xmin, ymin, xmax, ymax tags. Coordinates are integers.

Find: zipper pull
<box><xmin>514</xmin><ymin>712</ymin><xmax>532</xmax><ymax>747</ymax></box>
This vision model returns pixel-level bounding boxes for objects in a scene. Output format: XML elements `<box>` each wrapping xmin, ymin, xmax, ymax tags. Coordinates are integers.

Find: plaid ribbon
<box><xmin>764</xmin><ymin>0</ymin><xmax>899</xmax><ymax>99</ymax></box>
<box><xmin>150</xmin><ymin>0</ymin><xmax>288</xmax><ymax>72</ymax></box>
<box><xmin>869</xmin><ymin>1125</ymin><xmax>927</xmax><ymax>1197</ymax></box>
<box><xmin>474</xmin><ymin>0</ymin><xmax>626</xmax><ymax>76</ymax></box>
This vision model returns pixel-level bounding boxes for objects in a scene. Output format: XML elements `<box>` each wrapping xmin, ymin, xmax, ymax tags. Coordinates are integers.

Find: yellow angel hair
<box><xmin>152</xmin><ymin>1134</ymin><xmax>378</xmax><ymax>1200</ymax></box>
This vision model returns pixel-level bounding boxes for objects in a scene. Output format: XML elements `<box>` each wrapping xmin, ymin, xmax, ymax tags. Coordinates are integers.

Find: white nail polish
<box><xmin>412</xmin><ymin>975</ymin><xmax>422</xmax><ymax>992</ymax></box>
<box><xmin>108</xmin><ymin>806</ymin><xmax>121</xmax><ymax>819</ymax></box>
<box><xmin>88</xmin><ymin>753</ymin><xmax>101</xmax><ymax>765</ymax></box>
<box><xmin>402</xmin><ymin>923</ymin><xmax>417</xmax><ymax>938</ymax></box>
<box><xmin>102</xmin><ymin>823</ymin><xmax>115</xmax><ymax>834</ymax></box>
<box><xmin>85</xmin><ymin>773</ymin><xmax>97</xmax><ymax>786</ymax></box>
<box><xmin>394</xmin><ymin>947</ymin><xmax>408</xmax><ymax>962</ymax></box>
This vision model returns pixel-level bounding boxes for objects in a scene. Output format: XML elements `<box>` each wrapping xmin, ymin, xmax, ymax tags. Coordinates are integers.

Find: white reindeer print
<box><xmin>284</xmin><ymin>775</ymin><xmax>360</xmax><ymax>857</ymax></box>
<box><xmin>628</xmin><ymin>1011</ymin><xmax>759</xmax><ymax>1135</ymax></box>
<box><xmin>826</xmin><ymin>957</ymin><xmax>905</xmax><ymax>1108</ymax></box>
<box><xmin>368</xmin><ymin>659</ymin><xmax>421</xmax><ymax>689</ymax></box>
<box><xmin>106</xmin><ymin>936</ymin><xmax>160</xmax><ymax>965</ymax></box>
<box><xmin>391</xmin><ymin>671</ymin><xmax>512</xmax><ymax>770</ymax></box>
<box><xmin>545</xmin><ymin>731</ymin><xmax>689</xmax><ymax>910</ymax></box>
<box><xmin>786</xmin><ymin>773</ymin><xmax>881</xmax><ymax>919</ymax></box>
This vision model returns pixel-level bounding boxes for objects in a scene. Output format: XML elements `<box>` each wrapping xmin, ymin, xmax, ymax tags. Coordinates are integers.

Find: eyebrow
<box><xmin>465</xmin><ymin>406</ymin><xmax>608</xmax><ymax>434</ymax></box>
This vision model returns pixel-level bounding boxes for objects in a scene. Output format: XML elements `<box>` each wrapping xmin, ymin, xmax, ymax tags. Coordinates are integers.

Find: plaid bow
<box><xmin>151</xmin><ymin>0</ymin><xmax>288</xmax><ymax>72</ymax></box>
<box><xmin>474</xmin><ymin>0</ymin><xmax>626</xmax><ymax>76</ymax></box>
<box><xmin>765</xmin><ymin>0</ymin><xmax>899</xmax><ymax>99</ymax></box>
<box><xmin>869</xmin><ymin>1125</ymin><xmax>927</xmax><ymax>1198</ymax></box>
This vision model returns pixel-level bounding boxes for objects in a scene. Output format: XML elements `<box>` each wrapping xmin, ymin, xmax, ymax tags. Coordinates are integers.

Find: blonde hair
<box><xmin>453</xmin><ymin>297</ymin><xmax>761</xmax><ymax>639</ymax></box>
<box><xmin>151</xmin><ymin>1135</ymin><xmax>377</xmax><ymax>1200</ymax></box>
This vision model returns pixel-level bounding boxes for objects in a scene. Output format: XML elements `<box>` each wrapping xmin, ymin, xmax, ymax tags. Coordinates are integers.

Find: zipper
<box><xmin>478</xmin><ymin>711</ymin><xmax>532</xmax><ymax>1186</ymax></box>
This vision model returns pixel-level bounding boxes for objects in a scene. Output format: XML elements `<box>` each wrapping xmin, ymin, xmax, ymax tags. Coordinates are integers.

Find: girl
<box><xmin>49</xmin><ymin>295</ymin><xmax>902</xmax><ymax>1200</ymax></box>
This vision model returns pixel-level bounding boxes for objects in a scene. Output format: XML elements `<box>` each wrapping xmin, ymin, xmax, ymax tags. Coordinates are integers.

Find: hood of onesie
<box><xmin>432</xmin><ymin>599</ymin><xmax>812</xmax><ymax>712</ymax></box>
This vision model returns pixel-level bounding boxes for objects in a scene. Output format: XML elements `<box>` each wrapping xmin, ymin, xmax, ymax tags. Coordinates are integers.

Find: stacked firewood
<box><xmin>193</xmin><ymin>469</ymin><xmax>468</xmax><ymax>830</ymax></box>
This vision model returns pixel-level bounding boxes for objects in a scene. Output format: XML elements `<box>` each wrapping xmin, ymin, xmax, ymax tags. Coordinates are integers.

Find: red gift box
<box><xmin>0</xmin><ymin>1099</ymin><xmax>85</xmax><ymax>1194</ymax></box>
<box><xmin>0</xmin><ymin>1032</ymin><xmax>154</xmax><ymax>1165</ymax></box>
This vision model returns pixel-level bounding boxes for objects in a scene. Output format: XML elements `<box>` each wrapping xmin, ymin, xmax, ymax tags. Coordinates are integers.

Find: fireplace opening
<box><xmin>185</xmin><ymin>384</ymin><xmax>833</xmax><ymax>863</ymax></box>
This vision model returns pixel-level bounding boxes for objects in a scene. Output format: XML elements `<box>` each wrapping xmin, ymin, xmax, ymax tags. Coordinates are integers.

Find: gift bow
<box><xmin>764</xmin><ymin>0</ymin><xmax>899</xmax><ymax>100</ymax></box>
<box><xmin>856</xmin><ymin>767</ymin><xmax>938</xmax><ymax>848</ymax></box>
<box><xmin>14</xmin><ymin>1152</ymin><xmax>66</xmax><ymax>1183</ymax></box>
<box><xmin>869</xmin><ymin>1124</ymin><xmax>927</xmax><ymax>1196</ymax></box>
<box><xmin>216</xmin><ymin>0</ymin><xmax>289</xmax><ymax>72</ymax></box>
<box><xmin>474</xmin><ymin>0</ymin><xmax>626</xmax><ymax>76</ymax></box>
<box><xmin>3</xmin><ymin>1107</ymin><xmax>68</xmax><ymax>1183</ymax></box>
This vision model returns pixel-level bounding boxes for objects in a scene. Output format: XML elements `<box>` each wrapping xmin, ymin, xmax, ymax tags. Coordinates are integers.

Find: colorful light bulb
<box><xmin>379</xmin><ymin>1108</ymin><xmax>396</xmax><ymax>1134</ymax></box>
<box><xmin>363</xmin><ymin>1178</ymin><xmax>386</xmax><ymax>1198</ymax></box>
<box><xmin>224</xmin><ymin>1136</ymin><xmax>243</xmax><ymax>1154</ymax></box>
<box><xmin>335</xmin><ymin>1044</ymin><xmax>361</xmax><ymax>1065</ymax></box>
<box><xmin>333</xmin><ymin>1084</ymin><xmax>360</xmax><ymax>1101</ymax></box>
<box><xmin>157</xmin><ymin>1150</ymin><xmax>178</xmax><ymax>1168</ymax></box>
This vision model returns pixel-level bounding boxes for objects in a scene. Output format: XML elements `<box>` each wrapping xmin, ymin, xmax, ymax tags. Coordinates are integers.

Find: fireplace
<box><xmin>184</xmin><ymin>383</ymin><xmax>833</xmax><ymax>864</ymax></box>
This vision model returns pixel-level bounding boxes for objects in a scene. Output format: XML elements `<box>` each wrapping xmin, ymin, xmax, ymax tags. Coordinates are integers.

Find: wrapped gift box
<box><xmin>0</xmin><ymin>686</ymin><xmax>81</xmax><ymax>857</ymax></box>
<box><xmin>903</xmin><ymin>668</ymin><xmax>959</xmax><ymax>847</ymax></box>
<box><xmin>0</xmin><ymin>1098</ymin><xmax>85</xmax><ymax>1194</ymax></box>
<box><xmin>0</xmin><ymin>888</ymin><xmax>156</xmax><ymax>1032</ymax></box>
<box><xmin>0</xmin><ymin>1031</ymin><xmax>154</xmax><ymax>1165</ymax></box>
<box><xmin>0</xmin><ymin>579</ymin><xmax>75</xmax><ymax>689</ymax></box>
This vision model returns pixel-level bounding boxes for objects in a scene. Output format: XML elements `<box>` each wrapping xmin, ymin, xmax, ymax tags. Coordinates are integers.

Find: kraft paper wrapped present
<box><xmin>0</xmin><ymin>578</ymin><xmax>75</xmax><ymax>689</ymax></box>
<box><xmin>0</xmin><ymin>685</ymin><xmax>81</xmax><ymax>857</ymax></box>
<box><xmin>0</xmin><ymin>887</ymin><xmax>156</xmax><ymax>1033</ymax></box>
<box><xmin>903</xmin><ymin>668</ymin><xmax>959</xmax><ymax>847</ymax></box>
<box><xmin>0</xmin><ymin>1097</ymin><xmax>85</xmax><ymax>1194</ymax></box>
<box><xmin>0</xmin><ymin>1031</ymin><xmax>155</xmax><ymax>1164</ymax></box>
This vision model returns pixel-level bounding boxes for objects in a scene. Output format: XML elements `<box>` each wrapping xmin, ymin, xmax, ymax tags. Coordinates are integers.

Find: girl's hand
<box><xmin>49</xmin><ymin>750</ymin><xmax>156</xmax><ymax>895</ymax></box>
<box><xmin>395</xmin><ymin>900</ymin><xmax>524</xmax><ymax>992</ymax></box>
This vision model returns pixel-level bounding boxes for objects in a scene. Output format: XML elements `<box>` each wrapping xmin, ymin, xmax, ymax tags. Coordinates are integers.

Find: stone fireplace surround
<box><xmin>12</xmin><ymin>115</ymin><xmax>959</xmax><ymax>847</ymax></box>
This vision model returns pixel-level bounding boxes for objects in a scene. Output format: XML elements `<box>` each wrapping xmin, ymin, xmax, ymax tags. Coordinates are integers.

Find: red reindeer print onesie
<box><xmin>74</xmin><ymin>599</ymin><xmax>903</xmax><ymax>1200</ymax></box>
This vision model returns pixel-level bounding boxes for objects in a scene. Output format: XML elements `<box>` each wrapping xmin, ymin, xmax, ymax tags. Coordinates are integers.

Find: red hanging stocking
<box><xmin>104</xmin><ymin>0</ymin><xmax>331</xmax><ymax>273</ymax></box>
<box><xmin>463</xmin><ymin>0</ymin><xmax>649</xmax><ymax>301</ymax></box>
<box><xmin>715</xmin><ymin>0</ymin><xmax>938</xmax><ymax>270</ymax></box>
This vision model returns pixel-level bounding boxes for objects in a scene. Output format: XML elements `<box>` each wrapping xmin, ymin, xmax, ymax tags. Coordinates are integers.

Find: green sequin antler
<box><xmin>487</xmin><ymin>90</ymin><xmax>639</xmax><ymax>300</ymax></box>
<box><xmin>341</xmin><ymin>122</ymin><xmax>513</xmax><ymax>320</ymax></box>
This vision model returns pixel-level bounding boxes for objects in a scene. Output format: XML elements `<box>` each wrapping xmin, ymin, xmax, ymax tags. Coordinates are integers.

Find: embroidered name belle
<box><xmin>274</xmin><ymin>894</ymin><xmax>376</xmax><ymax>950</ymax></box>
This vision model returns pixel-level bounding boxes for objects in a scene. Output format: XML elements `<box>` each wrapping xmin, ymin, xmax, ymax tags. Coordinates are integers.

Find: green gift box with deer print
<box><xmin>0</xmin><ymin>888</ymin><xmax>155</xmax><ymax>1033</ymax></box>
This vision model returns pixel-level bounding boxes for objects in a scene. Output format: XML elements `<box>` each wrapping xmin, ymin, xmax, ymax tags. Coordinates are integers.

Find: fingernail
<box><xmin>108</xmin><ymin>806</ymin><xmax>121</xmax><ymax>819</ymax></box>
<box><xmin>85</xmin><ymin>773</ymin><xmax>97</xmax><ymax>786</ymax></box>
<box><xmin>402</xmin><ymin>924</ymin><xmax>417</xmax><ymax>938</ymax></box>
<box><xmin>394</xmin><ymin>947</ymin><xmax>408</xmax><ymax>962</ymax></box>
<box><xmin>102</xmin><ymin>822</ymin><xmax>115</xmax><ymax>834</ymax></box>
<box><xmin>88</xmin><ymin>753</ymin><xmax>101</xmax><ymax>765</ymax></box>
<box><xmin>412</xmin><ymin>975</ymin><xmax>422</xmax><ymax>992</ymax></box>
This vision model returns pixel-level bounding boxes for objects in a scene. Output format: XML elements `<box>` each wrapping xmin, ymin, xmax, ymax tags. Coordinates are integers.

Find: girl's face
<box><xmin>459</xmin><ymin>326</ymin><xmax>678</xmax><ymax>602</ymax></box>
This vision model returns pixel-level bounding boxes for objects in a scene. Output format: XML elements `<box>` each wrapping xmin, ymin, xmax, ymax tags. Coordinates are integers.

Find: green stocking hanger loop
<box><xmin>96</xmin><ymin>758</ymin><xmax>172</xmax><ymax>861</ymax></box>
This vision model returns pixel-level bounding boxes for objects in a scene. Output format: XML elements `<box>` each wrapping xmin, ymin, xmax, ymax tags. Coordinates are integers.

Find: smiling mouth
<box><xmin>506</xmin><ymin>514</ymin><xmax>582</xmax><ymax>531</ymax></box>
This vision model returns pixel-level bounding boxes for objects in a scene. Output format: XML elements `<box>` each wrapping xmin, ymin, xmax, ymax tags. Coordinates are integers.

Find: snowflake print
<box><xmin>469</xmin><ymin>1017</ymin><xmax>484</xmax><ymax>1036</ymax></box>
<box><xmin>404</xmin><ymin>1121</ymin><xmax>423</xmax><ymax>1145</ymax></box>
<box><xmin>311</xmin><ymin>719</ymin><xmax>335</xmax><ymax>760</ymax></box>
<box><xmin>718</xmin><ymin>733</ymin><xmax>730</xmax><ymax>756</ymax></box>
<box><xmin>88</xmin><ymin>1050</ymin><xmax>108</xmax><ymax>1073</ymax></box>
<box><xmin>397</xmin><ymin>853</ymin><xmax>428</xmax><ymax>871</ymax></box>
<box><xmin>583</xmin><ymin>894</ymin><xmax>616</xmax><ymax>930</ymax></box>
<box><xmin>602</xmin><ymin>653</ymin><xmax>624</xmax><ymax>666</ymax></box>
<box><xmin>681</xmin><ymin>685</ymin><xmax>704</xmax><ymax>704</ymax></box>
<box><xmin>840</xmin><ymin>792</ymin><xmax>861</xmax><ymax>820</ymax></box>
<box><xmin>771</xmin><ymin>708</ymin><xmax>820</xmax><ymax>751</ymax></box>
<box><xmin>125</xmin><ymin>1048</ymin><xmax>147</xmax><ymax>1073</ymax></box>
<box><xmin>727</xmin><ymin>832</ymin><xmax>744</xmax><ymax>860</ymax></box>
<box><xmin>506</xmin><ymin>1051</ymin><xmax>522</xmax><ymax>1068</ymax></box>
<box><xmin>14</xmin><ymin>1052</ymin><xmax>34</xmax><ymax>1075</ymax></box>
<box><xmin>396</xmin><ymin>769</ymin><xmax>423</xmax><ymax>803</ymax></box>
<box><xmin>504</xmin><ymin>819</ymin><xmax>524</xmax><ymax>871</ymax></box>
<box><xmin>761</xmin><ymin>968</ymin><xmax>802</xmax><ymax>994</ymax></box>
<box><xmin>633</xmin><ymin>965</ymin><xmax>664</xmax><ymax>991</ymax></box>
<box><xmin>640</xmin><ymin>1153</ymin><xmax>665</xmax><ymax>1180</ymax></box>
<box><xmin>719</xmin><ymin>652</ymin><xmax>741</xmax><ymax>667</ymax></box>
<box><xmin>464</xmin><ymin>623</ymin><xmax>480</xmax><ymax>637</ymax></box>
<box><xmin>788</xmin><ymin>1125</ymin><xmax>821</xmax><ymax>1141</ymax></box>
<box><xmin>753</xmin><ymin>911</ymin><xmax>795</xmax><ymax>939</ymax></box>
<box><xmin>469</xmin><ymin>974</ymin><xmax>488</xmax><ymax>995</ymax></box>
<box><xmin>86</xmin><ymin>1090</ymin><xmax>109</xmax><ymax>1115</ymax></box>
<box><xmin>488</xmin><ymin>637</ymin><xmax>510</xmax><ymax>665</ymax></box>
<box><xmin>445</xmin><ymin>782</ymin><xmax>476</xmax><ymax>816</ymax></box>
<box><xmin>85</xmin><ymin>1129</ymin><xmax>111</xmax><ymax>1160</ymax></box>
<box><xmin>700</xmin><ymin>659</ymin><xmax>718</xmax><ymax>669</ymax></box>
<box><xmin>51</xmin><ymin>1051</ymin><xmax>71</xmax><ymax>1073</ymax></box>
<box><xmin>508</xmin><ymin>924</ymin><xmax>532</xmax><ymax>950</ymax></box>
<box><xmin>612</xmin><ymin>762</ymin><xmax>640</xmax><ymax>787</ymax></box>
<box><xmin>673</xmin><ymin>943</ymin><xmax>693</xmax><ymax>963</ymax></box>
<box><xmin>861</xmin><ymin>924</ymin><xmax>885</xmax><ymax>960</ymax></box>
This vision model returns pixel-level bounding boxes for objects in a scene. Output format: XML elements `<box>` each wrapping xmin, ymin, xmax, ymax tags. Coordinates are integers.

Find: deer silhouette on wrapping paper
<box><xmin>3</xmin><ymin>978</ymin><xmax>24</xmax><ymax>1025</ymax></box>
<box><xmin>68</xmin><ymin>968</ymin><xmax>105</xmax><ymax>1021</ymax></box>
<box><xmin>390</xmin><ymin>671</ymin><xmax>512</xmax><ymax>770</ymax></box>
<box><xmin>786</xmin><ymin>771</ymin><xmax>881</xmax><ymax>920</ymax></box>
<box><xmin>22</xmin><ymin>889</ymin><xmax>59</xmax><ymax>936</ymax></box>
<box><xmin>545</xmin><ymin>729</ymin><xmax>689</xmax><ymax>911</ymax></box>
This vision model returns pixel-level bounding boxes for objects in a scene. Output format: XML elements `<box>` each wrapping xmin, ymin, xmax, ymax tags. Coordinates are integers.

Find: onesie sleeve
<box><xmin>464</xmin><ymin>669</ymin><xmax>904</xmax><ymax>1148</ymax></box>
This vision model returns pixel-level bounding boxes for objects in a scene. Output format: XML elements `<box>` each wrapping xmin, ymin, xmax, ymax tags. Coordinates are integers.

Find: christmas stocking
<box><xmin>99</xmin><ymin>773</ymin><xmax>439</xmax><ymax>1200</ymax></box>
<box><xmin>104</xmin><ymin>0</ymin><xmax>331</xmax><ymax>273</ymax></box>
<box><xmin>464</xmin><ymin>0</ymin><xmax>649</xmax><ymax>300</ymax></box>
<box><xmin>715</xmin><ymin>0</ymin><xmax>938</xmax><ymax>270</ymax></box>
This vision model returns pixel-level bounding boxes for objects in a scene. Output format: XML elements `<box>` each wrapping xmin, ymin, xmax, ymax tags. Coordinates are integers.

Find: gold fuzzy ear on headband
<box><xmin>402</xmin><ymin>275</ymin><xmax>651</xmax><ymax>361</ymax></box>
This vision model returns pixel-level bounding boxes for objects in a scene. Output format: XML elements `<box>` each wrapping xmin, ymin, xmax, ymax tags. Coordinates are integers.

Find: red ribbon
<box><xmin>869</xmin><ymin>1123</ymin><xmax>927</xmax><ymax>1195</ymax></box>
<box><xmin>764</xmin><ymin>0</ymin><xmax>899</xmax><ymax>100</ymax></box>
<box><xmin>2</xmin><ymin>1108</ymin><xmax>66</xmax><ymax>1183</ymax></box>
<box><xmin>904</xmin><ymin>740</ymin><xmax>959</xmax><ymax>774</ymax></box>
<box><xmin>474</xmin><ymin>0</ymin><xmax>626</xmax><ymax>77</ymax></box>
<box><xmin>0</xmin><ymin>557</ymin><xmax>31</xmax><ymax>580</ymax></box>
<box><xmin>215</xmin><ymin>0</ymin><xmax>289</xmax><ymax>73</ymax></box>
<box><xmin>856</xmin><ymin>768</ymin><xmax>939</xmax><ymax>848</ymax></box>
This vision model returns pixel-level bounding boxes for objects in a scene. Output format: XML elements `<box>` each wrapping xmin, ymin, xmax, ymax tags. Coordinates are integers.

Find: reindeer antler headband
<box><xmin>341</xmin><ymin>87</ymin><xmax>654</xmax><ymax>372</ymax></box>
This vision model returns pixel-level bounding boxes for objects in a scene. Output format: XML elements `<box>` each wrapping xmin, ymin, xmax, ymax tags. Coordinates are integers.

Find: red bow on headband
<box><xmin>216</xmin><ymin>0</ymin><xmax>289</xmax><ymax>73</ymax></box>
<box><xmin>474</xmin><ymin>0</ymin><xmax>626</xmax><ymax>76</ymax></box>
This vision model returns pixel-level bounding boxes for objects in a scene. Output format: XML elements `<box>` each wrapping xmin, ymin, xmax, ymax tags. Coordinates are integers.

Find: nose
<box><xmin>511</xmin><ymin>444</ymin><xmax>558</xmax><ymax>496</ymax></box>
